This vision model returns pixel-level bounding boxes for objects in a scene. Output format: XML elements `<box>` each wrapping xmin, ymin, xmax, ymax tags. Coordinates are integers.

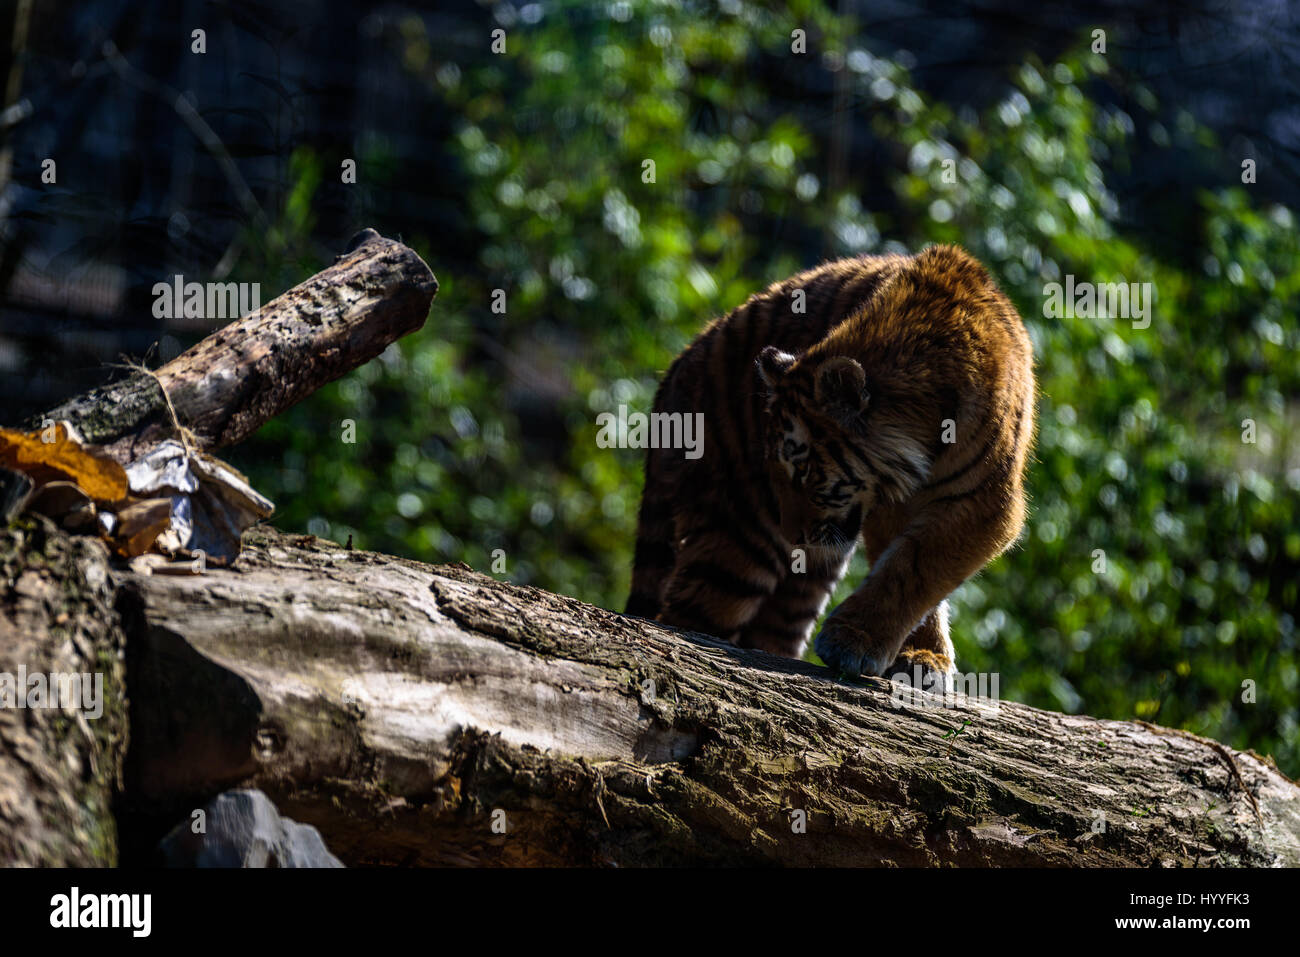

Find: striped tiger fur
<box><xmin>626</xmin><ymin>244</ymin><xmax>1036</xmax><ymax>681</ymax></box>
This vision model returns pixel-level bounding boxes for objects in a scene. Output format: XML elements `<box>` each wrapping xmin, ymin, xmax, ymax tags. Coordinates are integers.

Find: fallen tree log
<box><xmin>109</xmin><ymin>526</ymin><xmax>1300</xmax><ymax>867</ymax></box>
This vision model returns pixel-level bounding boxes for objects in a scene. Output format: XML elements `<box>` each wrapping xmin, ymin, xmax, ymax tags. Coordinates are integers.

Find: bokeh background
<box><xmin>2</xmin><ymin>0</ymin><xmax>1297</xmax><ymax>774</ymax></box>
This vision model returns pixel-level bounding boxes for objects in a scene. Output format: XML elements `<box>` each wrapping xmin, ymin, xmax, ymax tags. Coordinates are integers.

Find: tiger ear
<box><xmin>815</xmin><ymin>356</ymin><xmax>869</xmax><ymax>423</ymax></box>
<box><xmin>756</xmin><ymin>346</ymin><xmax>796</xmax><ymax>388</ymax></box>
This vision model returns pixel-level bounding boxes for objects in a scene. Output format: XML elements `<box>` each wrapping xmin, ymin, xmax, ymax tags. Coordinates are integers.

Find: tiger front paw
<box><xmin>813</xmin><ymin>615</ymin><xmax>891</xmax><ymax>677</ymax></box>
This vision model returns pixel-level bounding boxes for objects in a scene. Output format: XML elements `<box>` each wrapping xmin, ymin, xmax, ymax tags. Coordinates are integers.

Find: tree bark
<box><xmin>108</xmin><ymin>526</ymin><xmax>1300</xmax><ymax>867</ymax></box>
<box><xmin>0</xmin><ymin>518</ymin><xmax>125</xmax><ymax>866</ymax></box>
<box><xmin>21</xmin><ymin>229</ymin><xmax>437</xmax><ymax>465</ymax></box>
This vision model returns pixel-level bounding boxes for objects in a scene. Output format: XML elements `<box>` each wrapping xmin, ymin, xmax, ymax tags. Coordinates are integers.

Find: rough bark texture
<box><xmin>21</xmin><ymin>229</ymin><xmax>437</xmax><ymax>464</ymax></box>
<box><xmin>109</xmin><ymin>527</ymin><xmax>1300</xmax><ymax>867</ymax></box>
<box><xmin>0</xmin><ymin>517</ymin><xmax>127</xmax><ymax>866</ymax></box>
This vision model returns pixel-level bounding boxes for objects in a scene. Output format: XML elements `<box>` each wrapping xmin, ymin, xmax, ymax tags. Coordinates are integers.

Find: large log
<box><xmin>5</xmin><ymin>235</ymin><xmax>1298</xmax><ymax>868</ymax></box>
<box><xmin>112</xmin><ymin>526</ymin><xmax>1300</xmax><ymax>867</ymax></box>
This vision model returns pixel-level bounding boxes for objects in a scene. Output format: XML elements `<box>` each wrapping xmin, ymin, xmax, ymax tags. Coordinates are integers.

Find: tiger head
<box><xmin>755</xmin><ymin>345</ymin><xmax>874</xmax><ymax>557</ymax></box>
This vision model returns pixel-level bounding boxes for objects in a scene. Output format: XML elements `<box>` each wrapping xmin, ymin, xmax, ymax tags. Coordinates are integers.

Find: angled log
<box><xmin>20</xmin><ymin>229</ymin><xmax>438</xmax><ymax>464</ymax></box>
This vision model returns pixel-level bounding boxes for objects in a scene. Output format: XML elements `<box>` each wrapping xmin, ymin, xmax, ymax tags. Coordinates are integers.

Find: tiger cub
<box><xmin>626</xmin><ymin>244</ymin><xmax>1035</xmax><ymax>681</ymax></box>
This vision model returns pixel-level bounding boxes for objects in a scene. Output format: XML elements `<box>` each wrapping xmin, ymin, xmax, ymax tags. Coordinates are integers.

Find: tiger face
<box><xmin>756</xmin><ymin>345</ymin><xmax>872</xmax><ymax>556</ymax></box>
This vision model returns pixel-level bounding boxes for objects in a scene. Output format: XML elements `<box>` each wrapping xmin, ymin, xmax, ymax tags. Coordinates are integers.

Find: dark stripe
<box><xmin>737</xmin><ymin>299</ymin><xmax>759</xmax><ymax>364</ymax></box>
<box><xmin>823</xmin><ymin>437</ymin><xmax>864</xmax><ymax>485</ymax></box>
<box><xmin>735</xmin><ymin>305</ymin><xmax>766</xmax><ymax>472</ymax></box>
<box><xmin>814</xmin><ymin>271</ymin><xmax>854</xmax><ymax>321</ymax></box>
<box><xmin>660</xmin><ymin>599</ymin><xmax>727</xmax><ymax>637</ymax></box>
<box><xmin>926</xmin><ymin>409</ymin><xmax>1023</xmax><ymax>502</ymax></box>
<box><xmin>831</xmin><ymin>268</ymin><xmax>874</xmax><ymax>321</ymax></box>
<box><xmin>705</xmin><ymin>327</ymin><xmax>746</xmax><ymax>488</ymax></box>
<box><xmin>843</xmin><ymin>437</ymin><xmax>879</xmax><ymax>479</ymax></box>
<box><xmin>925</xmin><ymin>426</ymin><xmax>996</xmax><ymax>495</ymax></box>
<box><xmin>780</xmin><ymin>572</ymin><xmax>841</xmax><ymax>599</ymax></box>
<box><xmin>762</xmin><ymin>603</ymin><xmax>827</xmax><ymax>630</ymax></box>
<box><xmin>841</xmin><ymin>501</ymin><xmax>863</xmax><ymax>535</ymax></box>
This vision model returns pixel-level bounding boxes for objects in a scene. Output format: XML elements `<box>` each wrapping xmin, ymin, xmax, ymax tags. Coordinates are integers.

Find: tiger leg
<box><xmin>625</xmin><ymin>456</ymin><xmax>677</xmax><ymax>619</ymax></box>
<box><xmin>736</xmin><ymin>549</ymin><xmax>852</xmax><ymax>657</ymax></box>
<box><xmin>852</xmin><ymin>501</ymin><xmax>956</xmax><ymax>681</ymax></box>
<box><xmin>656</xmin><ymin>508</ymin><xmax>782</xmax><ymax>642</ymax></box>
<box><xmin>815</xmin><ymin>490</ymin><xmax>1017</xmax><ymax>677</ymax></box>
<box><xmin>857</xmin><ymin>511</ymin><xmax>957</xmax><ymax>682</ymax></box>
<box><xmin>887</xmin><ymin>600</ymin><xmax>957</xmax><ymax>693</ymax></box>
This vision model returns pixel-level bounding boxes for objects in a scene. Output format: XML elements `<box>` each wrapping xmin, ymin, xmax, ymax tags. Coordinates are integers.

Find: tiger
<box><xmin>625</xmin><ymin>244</ymin><xmax>1035</xmax><ymax>683</ymax></box>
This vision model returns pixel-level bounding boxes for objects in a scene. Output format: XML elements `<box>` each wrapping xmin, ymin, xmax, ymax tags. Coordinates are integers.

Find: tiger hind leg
<box><xmin>737</xmin><ymin>550</ymin><xmax>851</xmax><ymax>657</ymax></box>
<box><xmin>625</xmin><ymin>446</ymin><xmax>679</xmax><ymax>619</ymax></box>
<box><xmin>626</xmin><ymin>492</ymin><xmax>675</xmax><ymax>619</ymax></box>
<box><xmin>886</xmin><ymin>600</ymin><xmax>957</xmax><ymax>691</ymax></box>
<box><xmin>656</xmin><ymin>509</ymin><xmax>783</xmax><ymax>642</ymax></box>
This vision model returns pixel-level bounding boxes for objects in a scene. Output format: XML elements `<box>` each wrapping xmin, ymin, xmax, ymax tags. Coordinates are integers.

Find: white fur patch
<box><xmin>784</xmin><ymin>419</ymin><xmax>810</xmax><ymax>454</ymax></box>
<box><xmin>865</xmin><ymin>425</ymin><xmax>932</xmax><ymax>500</ymax></box>
<box><xmin>758</xmin><ymin>349</ymin><xmax>797</xmax><ymax>387</ymax></box>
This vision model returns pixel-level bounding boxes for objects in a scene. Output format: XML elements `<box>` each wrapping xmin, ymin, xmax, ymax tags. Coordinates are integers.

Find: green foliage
<box><xmin>233</xmin><ymin>3</ymin><xmax>1298</xmax><ymax>775</ymax></box>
